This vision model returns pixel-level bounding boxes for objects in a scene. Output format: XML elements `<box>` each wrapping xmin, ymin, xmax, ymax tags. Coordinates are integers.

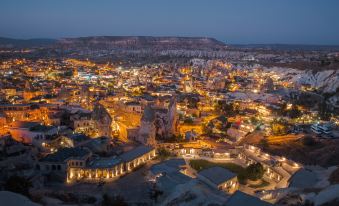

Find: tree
<box><xmin>184</xmin><ymin>117</ymin><xmax>194</xmax><ymax>124</ymax></box>
<box><xmin>4</xmin><ymin>175</ymin><xmax>32</xmax><ymax>197</ymax></box>
<box><xmin>259</xmin><ymin>138</ymin><xmax>269</xmax><ymax>149</ymax></box>
<box><xmin>237</xmin><ymin>172</ymin><xmax>247</xmax><ymax>185</ymax></box>
<box><xmin>271</xmin><ymin>119</ymin><xmax>287</xmax><ymax>135</ymax></box>
<box><xmin>288</xmin><ymin>105</ymin><xmax>302</xmax><ymax>119</ymax></box>
<box><xmin>202</xmin><ymin>123</ymin><xmax>212</xmax><ymax>135</ymax></box>
<box><xmin>215</xmin><ymin>101</ymin><xmax>238</xmax><ymax>116</ymax></box>
<box><xmin>245</xmin><ymin>163</ymin><xmax>264</xmax><ymax>181</ymax></box>
<box><xmin>157</xmin><ymin>148</ymin><xmax>172</xmax><ymax>160</ymax></box>
<box><xmin>63</xmin><ymin>70</ymin><xmax>73</xmax><ymax>77</ymax></box>
<box><xmin>187</xmin><ymin>97</ymin><xmax>199</xmax><ymax>109</ymax></box>
<box><xmin>278</xmin><ymin>103</ymin><xmax>302</xmax><ymax>119</ymax></box>
<box><xmin>250</xmin><ymin>116</ymin><xmax>259</xmax><ymax>125</ymax></box>
<box><xmin>319</xmin><ymin>100</ymin><xmax>331</xmax><ymax>121</ymax></box>
<box><xmin>277</xmin><ymin>102</ymin><xmax>288</xmax><ymax>116</ymax></box>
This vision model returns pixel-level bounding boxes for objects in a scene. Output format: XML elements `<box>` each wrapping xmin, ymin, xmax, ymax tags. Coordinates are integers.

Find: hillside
<box><xmin>57</xmin><ymin>36</ymin><xmax>227</xmax><ymax>50</ymax></box>
<box><xmin>0</xmin><ymin>37</ymin><xmax>56</xmax><ymax>48</ymax></box>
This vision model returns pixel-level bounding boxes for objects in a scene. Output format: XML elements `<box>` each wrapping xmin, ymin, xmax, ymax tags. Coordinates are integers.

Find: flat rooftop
<box><xmin>40</xmin><ymin>147</ymin><xmax>90</xmax><ymax>163</ymax></box>
<box><xmin>10</xmin><ymin>121</ymin><xmax>40</xmax><ymax>129</ymax></box>
<box><xmin>89</xmin><ymin>156</ymin><xmax>122</xmax><ymax>168</ymax></box>
<box><xmin>120</xmin><ymin>145</ymin><xmax>154</xmax><ymax>162</ymax></box>
<box><xmin>198</xmin><ymin>166</ymin><xmax>237</xmax><ymax>185</ymax></box>
<box><xmin>225</xmin><ymin>191</ymin><xmax>273</xmax><ymax>206</ymax></box>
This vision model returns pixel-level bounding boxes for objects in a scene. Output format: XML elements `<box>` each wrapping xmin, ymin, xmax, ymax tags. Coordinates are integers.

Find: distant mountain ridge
<box><xmin>57</xmin><ymin>36</ymin><xmax>227</xmax><ymax>50</ymax></box>
<box><xmin>0</xmin><ymin>37</ymin><xmax>56</xmax><ymax>48</ymax></box>
<box><xmin>1</xmin><ymin>36</ymin><xmax>339</xmax><ymax>51</ymax></box>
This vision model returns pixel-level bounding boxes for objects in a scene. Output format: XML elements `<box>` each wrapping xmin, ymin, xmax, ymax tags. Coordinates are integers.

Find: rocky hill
<box><xmin>57</xmin><ymin>36</ymin><xmax>227</xmax><ymax>50</ymax></box>
<box><xmin>265</xmin><ymin>67</ymin><xmax>339</xmax><ymax>111</ymax></box>
<box><xmin>266</xmin><ymin>67</ymin><xmax>339</xmax><ymax>94</ymax></box>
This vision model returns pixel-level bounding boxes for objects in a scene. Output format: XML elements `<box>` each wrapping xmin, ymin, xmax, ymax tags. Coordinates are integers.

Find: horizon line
<box><xmin>1</xmin><ymin>35</ymin><xmax>339</xmax><ymax>47</ymax></box>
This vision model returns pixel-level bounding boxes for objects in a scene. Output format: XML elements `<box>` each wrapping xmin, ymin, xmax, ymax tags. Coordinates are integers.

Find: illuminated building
<box><xmin>198</xmin><ymin>167</ymin><xmax>239</xmax><ymax>194</ymax></box>
<box><xmin>9</xmin><ymin>121</ymin><xmax>58</xmax><ymax>146</ymax></box>
<box><xmin>66</xmin><ymin>146</ymin><xmax>156</xmax><ymax>183</ymax></box>
<box><xmin>38</xmin><ymin>147</ymin><xmax>91</xmax><ymax>176</ymax></box>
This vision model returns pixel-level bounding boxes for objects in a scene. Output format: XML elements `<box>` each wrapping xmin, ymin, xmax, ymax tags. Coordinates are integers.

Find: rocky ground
<box><xmin>241</xmin><ymin>131</ymin><xmax>339</xmax><ymax>167</ymax></box>
<box><xmin>263</xmin><ymin>138</ymin><xmax>339</xmax><ymax>167</ymax></box>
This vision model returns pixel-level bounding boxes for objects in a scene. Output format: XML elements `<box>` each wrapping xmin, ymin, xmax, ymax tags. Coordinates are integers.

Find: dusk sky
<box><xmin>1</xmin><ymin>0</ymin><xmax>339</xmax><ymax>45</ymax></box>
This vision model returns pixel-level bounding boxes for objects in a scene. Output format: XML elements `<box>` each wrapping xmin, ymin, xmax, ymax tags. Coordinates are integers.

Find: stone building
<box><xmin>66</xmin><ymin>146</ymin><xmax>156</xmax><ymax>183</ymax></box>
<box><xmin>138</xmin><ymin>106</ymin><xmax>157</xmax><ymax>146</ymax></box>
<box><xmin>137</xmin><ymin>96</ymin><xmax>178</xmax><ymax>146</ymax></box>
<box><xmin>9</xmin><ymin>121</ymin><xmax>58</xmax><ymax>146</ymax></box>
<box><xmin>92</xmin><ymin>103</ymin><xmax>112</xmax><ymax>138</ymax></box>
<box><xmin>38</xmin><ymin>147</ymin><xmax>92</xmax><ymax>176</ymax></box>
<box><xmin>70</xmin><ymin>110</ymin><xmax>94</xmax><ymax>134</ymax></box>
<box><xmin>198</xmin><ymin>166</ymin><xmax>238</xmax><ymax>194</ymax></box>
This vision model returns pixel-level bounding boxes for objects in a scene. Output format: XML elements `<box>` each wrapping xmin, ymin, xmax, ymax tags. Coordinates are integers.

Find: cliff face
<box><xmin>266</xmin><ymin>67</ymin><xmax>339</xmax><ymax>109</ymax></box>
<box><xmin>297</xmin><ymin>70</ymin><xmax>339</xmax><ymax>94</ymax></box>
<box><xmin>266</xmin><ymin>67</ymin><xmax>339</xmax><ymax>94</ymax></box>
<box><xmin>57</xmin><ymin>36</ymin><xmax>227</xmax><ymax>50</ymax></box>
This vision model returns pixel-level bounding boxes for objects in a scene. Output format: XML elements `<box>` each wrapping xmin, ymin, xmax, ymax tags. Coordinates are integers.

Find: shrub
<box><xmin>259</xmin><ymin>138</ymin><xmax>269</xmax><ymax>149</ymax></box>
<box><xmin>157</xmin><ymin>148</ymin><xmax>172</xmax><ymax>160</ymax></box>
<box><xmin>245</xmin><ymin>163</ymin><xmax>264</xmax><ymax>181</ymax></box>
<box><xmin>271</xmin><ymin>119</ymin><xmax>288</xmax><ymax>135</ymax></box>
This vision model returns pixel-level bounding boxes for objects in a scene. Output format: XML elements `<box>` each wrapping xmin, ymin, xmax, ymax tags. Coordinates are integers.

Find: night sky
<box><xmin>1</xmin><ymin>0</ymin><xmax>339</xmax><ymax>45</ymax></box>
